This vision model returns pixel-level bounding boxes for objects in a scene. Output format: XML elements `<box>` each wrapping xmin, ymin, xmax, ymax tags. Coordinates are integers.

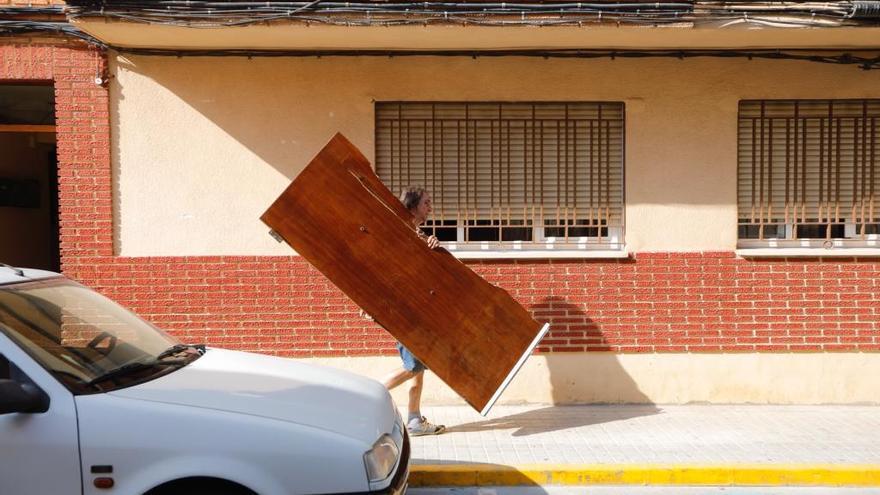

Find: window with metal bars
<box><xmin>738</xmin><ymin>99</ymin><xmax>880</xmax><ymax>249</ymax></box>
<box><xmin>375</xmin><ymin>102</ymin><xmax>625</xmax><ymax>253</ymax></box>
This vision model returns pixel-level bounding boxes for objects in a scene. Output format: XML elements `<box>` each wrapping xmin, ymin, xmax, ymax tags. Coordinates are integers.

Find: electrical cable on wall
<box><xmin>2</xmin><ymin>2</ymin><xmax>879</xmax><ymax>69</ymax></box>
<box><xmin>0</xmin><ymin>20</ymin><xmax>105</xmax><ymax>46</ymax></box>
<box><xmin>61</xmin><ymin>0</ymin><xmax>880</xmax><ymax>27</ymax></box>
<box><xmin>107</xmin><ymin>47</ymin><xmax>880</xmax><ymax>70</ymax></box>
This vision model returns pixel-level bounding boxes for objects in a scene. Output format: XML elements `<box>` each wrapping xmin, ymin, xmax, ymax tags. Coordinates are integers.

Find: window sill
<box><xmin>736</xmin><ymin>248</ymin><xmax>880</xmax><ymax>258</ymax></box>
<box><xmin>447</xmin><ymin>248</ymin><xmax>630</xmax><ymax>260</ymax></box>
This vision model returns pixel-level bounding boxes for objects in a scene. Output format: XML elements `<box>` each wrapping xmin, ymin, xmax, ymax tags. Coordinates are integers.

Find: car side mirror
<box><xmin>0</xmin><ymin>379</ymin><xmax>50</xmax><ymax>414</ymax></box>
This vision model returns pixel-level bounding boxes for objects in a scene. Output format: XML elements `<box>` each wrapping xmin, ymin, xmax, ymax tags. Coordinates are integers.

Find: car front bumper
<box><xmin>336</xmin><ymin>429</ymin><xmax>409</xmax><ymax>495</ymax></box>
<box><xmin>381</xmin><ymin>429</ymin><xmax>410</xmax><ymax>495</ymax></box>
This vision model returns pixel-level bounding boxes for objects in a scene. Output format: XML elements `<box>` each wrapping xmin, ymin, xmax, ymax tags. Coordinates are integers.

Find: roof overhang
<box><xmin>70</xmin><ymin>18</ymin><xmax>880</xmax><ymax>52</ymax></box>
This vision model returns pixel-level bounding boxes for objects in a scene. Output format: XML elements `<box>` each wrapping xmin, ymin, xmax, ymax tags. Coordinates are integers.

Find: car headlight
<box><xmin>363</xmin><ymin>434</ymin><xmax>400</xmax><ymax>482</ymax></box>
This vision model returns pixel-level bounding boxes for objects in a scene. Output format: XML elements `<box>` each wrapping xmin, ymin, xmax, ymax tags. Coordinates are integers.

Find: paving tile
<box><xmin>405</xmin><ymin>405</ymin><xmax>880</xmax><ymax>465</ymax></box>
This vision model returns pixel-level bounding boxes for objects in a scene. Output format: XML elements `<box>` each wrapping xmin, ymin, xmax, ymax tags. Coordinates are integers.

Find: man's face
<box><xmin>413</xmin><ymin>193</ymin><xmax>433</xmax><ymax>224</ymax></box>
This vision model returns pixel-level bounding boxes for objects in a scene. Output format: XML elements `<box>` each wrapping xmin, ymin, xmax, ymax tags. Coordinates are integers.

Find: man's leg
<box><xmin>382</xmin><ymin>368</ymin><xmax>415</xmax><ymax>390</ymax></box>
<box><xmin>405</xmin><ymin>370</ymin><xmax>445</xmax><ymax>436</ymax></box>
<box><xmin>386</xmin><ymin>343</ymin><xmax>444</xmax><ymax>436</ymax></box>
<box><xmin>407</xmin><ymin>370</ymin><xmax>425</xmax><ymax>417</ymax></box>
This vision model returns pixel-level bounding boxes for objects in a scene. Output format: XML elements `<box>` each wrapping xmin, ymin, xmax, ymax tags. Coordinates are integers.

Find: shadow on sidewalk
<box><xmin>444</xmin><ymin>404</ymin><xmax>661</xmax><ymax>436</ymax></box>
<box><xmin>447</xmin><ymin>295</ymin><xmax>660</xmax><ymax>436</ymax></box>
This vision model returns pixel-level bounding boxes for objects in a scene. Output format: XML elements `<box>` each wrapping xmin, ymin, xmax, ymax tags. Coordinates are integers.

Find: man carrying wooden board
<box><xmin>381</xmin><ymin>186</ymin><xmax>445</xmax><ymax>436</ymax></box>
<box><xmin>261</xmin><ymin>134</ymin><xmax>550</xmax><ymax>417</ymax></box>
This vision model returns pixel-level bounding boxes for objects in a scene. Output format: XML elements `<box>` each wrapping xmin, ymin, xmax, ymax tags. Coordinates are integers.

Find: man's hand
<box><xmin>417</xmin><ymin>229</ymin><xmax>441</xmax><ymax>250</ymax></box>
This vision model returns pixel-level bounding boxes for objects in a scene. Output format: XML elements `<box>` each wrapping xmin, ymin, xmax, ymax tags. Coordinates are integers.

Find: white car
<box><xmin>0</xmin><ymin>265</ymin><xmax>409</xmax><ymax>495</ymax></box>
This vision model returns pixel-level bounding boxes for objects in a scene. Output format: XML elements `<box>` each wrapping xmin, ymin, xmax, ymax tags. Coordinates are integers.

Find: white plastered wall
<box><xmin>110</xmin><ymin>53</ymin><xmax>880</xmax><ymax>255</ymax></box>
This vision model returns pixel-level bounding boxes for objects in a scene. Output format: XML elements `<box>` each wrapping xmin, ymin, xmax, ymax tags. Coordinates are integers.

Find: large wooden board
<box><xmin>261</xmin><ymin>134</ymin><xmax>548</xmax><ymax>414</ymax></box>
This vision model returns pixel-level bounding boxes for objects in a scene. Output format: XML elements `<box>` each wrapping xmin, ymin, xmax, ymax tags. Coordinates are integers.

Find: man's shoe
<box><xmin>407</xmin><ymin>416</ymin><xmax>445</xmax><ymax>436</ymax></box>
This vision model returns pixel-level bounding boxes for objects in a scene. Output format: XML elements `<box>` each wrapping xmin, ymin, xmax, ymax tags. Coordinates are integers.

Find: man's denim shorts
<box><xmin>396</xmin><ymin>342</ymin><xmax>426</xmax><ymax>373</ymax></box>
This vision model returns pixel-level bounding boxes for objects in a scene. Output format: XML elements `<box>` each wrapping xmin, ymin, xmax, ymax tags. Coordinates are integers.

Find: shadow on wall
<box><xmin>446</xmin><ymin>296</ymin><xmax>659</xmax><ymax>436</ymax></box>
<box><xmin>111</xmin><ymin>55</ymin><xmax>372</xmax><ymax>181</ymax></box>
<box><xmin>535</xmin><ymin>296</ymin><xmax>653</xmax><ymax>405</ymax></box>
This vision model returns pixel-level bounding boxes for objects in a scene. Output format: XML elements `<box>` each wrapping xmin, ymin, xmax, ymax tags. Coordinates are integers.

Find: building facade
<box><xmin>2</xmin><ymin>0</ymin><xmax>879</xmax><ymax>405</ymax></box>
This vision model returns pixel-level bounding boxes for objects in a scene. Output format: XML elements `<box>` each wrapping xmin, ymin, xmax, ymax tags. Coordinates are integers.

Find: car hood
<box><xmin>109</xmin><ymin>348</ymin><xmax>395</xmax><ymax>445</ymax></box>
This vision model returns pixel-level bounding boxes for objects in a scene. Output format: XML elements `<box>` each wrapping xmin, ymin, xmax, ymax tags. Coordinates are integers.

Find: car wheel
<box><xmin>144</xmin><ymin>477</ymin><xmax>257</xmax><ymax>495</ymax></box>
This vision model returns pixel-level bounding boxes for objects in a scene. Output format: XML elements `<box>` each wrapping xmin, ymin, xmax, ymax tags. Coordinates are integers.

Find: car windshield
<box><xmin>0</xmin><ymin>277</ymin><xmax>199</xmax><ymax>393</ymax></box>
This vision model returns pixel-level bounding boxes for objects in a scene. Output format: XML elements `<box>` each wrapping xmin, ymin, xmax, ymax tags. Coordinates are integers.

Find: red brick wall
<box><xmin>0</xmin><ymin>43</ymin><xmax>111</xmax><ymax>268</ymax></box>
<box><xmin>71</xmin><ymin>254</ymin><xmax>880</xmax><ymax>357</ymax></box>
<box><xmin>3</xmin><ymin>43</ymin><xmax>879</xmax><ymax>357</ymax></box>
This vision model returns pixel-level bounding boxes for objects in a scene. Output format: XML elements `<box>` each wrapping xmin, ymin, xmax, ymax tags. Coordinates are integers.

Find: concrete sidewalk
<box><xmin>404</xmin><ymin>404</ymin><xmax>880</xmax><ymax>487</ymax></box>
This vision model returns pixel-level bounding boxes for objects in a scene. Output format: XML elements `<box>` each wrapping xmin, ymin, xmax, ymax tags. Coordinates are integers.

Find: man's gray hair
<box><xmin>400</xmin><ymin>186</ymin><xmax>428</xmax><ymax>211</ymax></box>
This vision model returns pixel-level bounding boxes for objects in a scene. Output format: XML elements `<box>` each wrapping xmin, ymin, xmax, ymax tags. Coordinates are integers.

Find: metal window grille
<box><xmin>375</xmin><ymin>102</ymin><xmax>625</xmax><ymax>252</ymax></box>
<box><xmin>738</xmin><ymin>99</ymin><xmax>880</xmax><ymax>248</ymax></box>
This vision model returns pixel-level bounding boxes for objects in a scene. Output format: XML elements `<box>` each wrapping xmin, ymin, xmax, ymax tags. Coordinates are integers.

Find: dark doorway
<box><xmin>0</xmin><ymin>84</ymin><xmax>59</xmax><ymax>271</ymax></box>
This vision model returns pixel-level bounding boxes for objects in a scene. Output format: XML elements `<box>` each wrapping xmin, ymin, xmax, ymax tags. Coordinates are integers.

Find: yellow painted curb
<box><xmin>409</xmin><ymin>464</ymin><xmax>880</xmax><ymax>487</ymax></box>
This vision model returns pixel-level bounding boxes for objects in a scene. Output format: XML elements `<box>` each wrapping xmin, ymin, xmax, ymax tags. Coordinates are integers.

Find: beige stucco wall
<box><xmin>110</xmin><ymin>52</ymin><xmax>880</xmax><ymax>255</ymax></box>
<box><xmin>311</xmin><ymin>353</ymin><xmax>880</xmax><ymax>405</ymax></box>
